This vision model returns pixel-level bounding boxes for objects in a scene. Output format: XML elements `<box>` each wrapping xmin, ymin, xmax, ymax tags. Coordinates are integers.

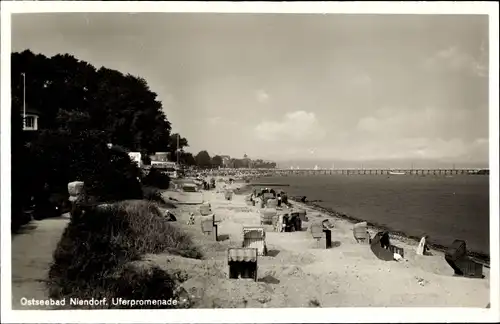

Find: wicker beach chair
<box><xmin>242</xmin><ymin>226</ymin><xmax>267</xmax><ymax>256</ymax></box>
<box><xmin>260</xmin><ymin>208</ymin><xmax>277</xmax><ymax>225</ymax></box>
<box><xmin>266</xmin><ymin>199</ymin><xmax>278</xmax><ymax>208</ymax></box>
<box><xmin>290</xmin><ymin>209</ymin><xmax>308</xmax><ymax>222</ymax></box>
<box><xmin>201</xmin><ymin>219</ymin><xmax>218</xmax><ymax>241</ymax></box>
<box><xmin>199</xmin><ymin>202</ymin><xmax>211</xmax><ymax>216</ymax></box>
<box><xmin>310</xmin><ymin>221</ymin><xmax>332</xmax><ymax>248</ymax></box>
<box><xmin>228</xmin><ymin>248</ymin><xmax>258</xmax><ymax>281</ymax></box>
<box><xmin>353</xmin><ymin>221</ymin><xmax>370</xmax><ymax>244</ymax></box>
<box><xmin>445</xmin><ymin>240</ymin><xmax>483</xmax><ymax>278</ymax></box>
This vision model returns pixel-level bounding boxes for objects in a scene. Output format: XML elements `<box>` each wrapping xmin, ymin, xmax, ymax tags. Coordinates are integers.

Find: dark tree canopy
<box><xmin>11</xmin><ymin>50</ymin><xmax>172</xmax><ymax>154</ymax></box>
<box><xmin>195</xmin><ymin>151</ymin><xmax>212</xmax><ymax>169</ymax></box>
<box><xmin>211</xmin><ymin>155</ymin><xmax>223</xmax><ymax>168</ymax></box>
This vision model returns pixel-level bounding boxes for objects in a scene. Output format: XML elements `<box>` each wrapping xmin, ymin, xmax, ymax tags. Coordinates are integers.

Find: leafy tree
<box><xmin>167</xmin><ymin>133</ymin><xmax>189</xmax><ymax>162</ymax></box>
<box><xmin>195</xmin><ymin>151</ymin><xmax>212</xmax><ymax>169</ymax></box>
<box><xmin>211</xmin><ymin>155</ymin><xmax>223</xmax><ymax>168</ymax></box>
<box><xmin>11</xmin><ymin>50</ymin><xmax>172</xmax><ymax>154</ymax></box>
<box><xmin>180</xmin><ymin>152</ymin><xmax>196</xmax><ymax>166</ymax></box>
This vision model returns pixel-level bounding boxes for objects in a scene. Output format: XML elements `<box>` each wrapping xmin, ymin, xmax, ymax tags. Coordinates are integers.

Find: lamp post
<box><xmin>176</xmin><ymin>133</ymin><xmax>180</xmax><ymax>165</ymax></box>
<box><xmin>21</xmin><ymin>72</ymin><xmax>26</xmax><ymax>129</ymax></box>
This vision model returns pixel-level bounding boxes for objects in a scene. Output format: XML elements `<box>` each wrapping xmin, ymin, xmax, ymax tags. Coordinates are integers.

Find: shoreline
<box><xmin>238</xmin><ymin>181</ymin><xmax>490</xmax><ymax>267</ymax></box>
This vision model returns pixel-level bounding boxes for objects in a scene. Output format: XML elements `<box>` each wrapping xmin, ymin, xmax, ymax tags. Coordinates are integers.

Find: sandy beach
<box><xmin>9</xmin><ymin>177</ymin><xmax>490</xmax><ymax>309</ymax></box>
<box><xmin>160</xmin><ymin>178</ymin><xmax>490</xmax><ymax>308</ymax></box>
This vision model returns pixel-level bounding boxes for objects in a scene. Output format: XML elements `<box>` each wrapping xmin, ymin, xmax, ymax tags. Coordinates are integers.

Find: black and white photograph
<box><xmin>1</xmin><ymin>1</ymin><xmax>499</xmax><ymax>323</ymax></box>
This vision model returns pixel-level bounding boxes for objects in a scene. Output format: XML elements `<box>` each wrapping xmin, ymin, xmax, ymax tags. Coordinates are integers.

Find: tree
<box><xmin>11</xmin><ymin>50</ymin><xmax>172</xmax><ymax>154</ymax></box>
<box><xmin>211</xmin><ymin>155</ymin><xmax>223</xmax><ymax>168</ymax></box>
<box><xmin>195</xmin><ymin>151</ymin><xmax>212</xmax><ymax>169</ymax></box>
<box><xmin>167</xmin><ymin>133</ymin><xmax>189</xmax><ymax>162</ymax></box>
<box><xmin>180</xmin><ymin>152</ymin><xmax>196</xmax><ymax>166</ymax></box>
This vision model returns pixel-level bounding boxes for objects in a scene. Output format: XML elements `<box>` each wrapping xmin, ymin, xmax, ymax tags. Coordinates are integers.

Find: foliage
<box><xmin>211</xmin><ymin>155</ymin><xmax>223</xmax><ymax>168</ymax></box>
<box><xmin>167</xmin><ymin>133</ymin><xmax>189</xmax><ymax>162</ymax></box>
<box><xmin>179</xmin><ymin>152</ymin><xmax>197</xmax><ymax>166</ymax></box>
<box><xmin>142</xmin><ymin>168</ymin><xmax>171</xmax><ymax>190</ymax></box>
<box><xmin>48</xmin><ymin>200</ymin><xmax>202</xmax><ymax>308</ymax></box>
<box><xmin>11</xmin><ymin>50</ymin><xmax>172</xmax><ymax>154</ymax></box>
<box><xmin>195</xmin><ymin>150</ymin><xmax>212</xmax><ymax>169</ymax></box>
<box><xmin>11</xmin><ymin>110</ymin><xmax>34</xmax><ymax>231</ymax></box>
<box><xmin>26</xmin><ymin>129</ymin><xmax>143</xmax><ymax>204</ymax></box>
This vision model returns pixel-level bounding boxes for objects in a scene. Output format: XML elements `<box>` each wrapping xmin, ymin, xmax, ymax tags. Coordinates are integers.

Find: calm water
<box><xmin>253</xmin><ymin>174</ymin><xmax>490</xmax><ymax>256</ymax></box>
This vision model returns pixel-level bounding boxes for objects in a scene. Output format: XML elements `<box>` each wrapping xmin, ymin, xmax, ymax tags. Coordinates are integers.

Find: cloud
<box><xmin>206</xmin><ymin>116</ymin><xmax>236</xmax><ymax>126</ymax></box>
<box><xmin>425</xmin><ymin>45</ymin><xmax>488</xmax><ymax>77</ymax></box>
<box><xmin>311</xmin><ymin>136</ymin><xmax>488</xmax><ymax>162</ymax></box>
<box><xmin>350</xmin><ymin>73</ymin><xmax>372</xmax><ymax>87</ymax></box>
<box><xmin>254</xmin><ymin>110</ymin><xmax>326</xmax><ymax>142</ymax></box>
<box><xmin>355</xmin><ymin>106</ymin><xmax>485</xmax><ymax>140</ymax></box>
<box><xmin>256</xmin><ymin>89</ymin><xmax>270</xmax><ymax>104</ymax></box>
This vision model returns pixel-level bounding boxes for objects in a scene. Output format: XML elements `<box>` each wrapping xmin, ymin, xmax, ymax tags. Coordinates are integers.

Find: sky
<box><xmin>11</xmin><ymin>13</ymin><xmax>490</xmax><ymax>167</ymax></box>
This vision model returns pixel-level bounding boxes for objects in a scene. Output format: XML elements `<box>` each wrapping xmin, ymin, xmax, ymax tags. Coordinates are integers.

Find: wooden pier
<box><xmin>216</xmin><ymin>168</ymin><xmax>489</xmax><ymax>176</ymax></box>
<box><xmin>270</xmin><ymin>168</ymin><xmax>489</xmax><ymax>176</ymax></box>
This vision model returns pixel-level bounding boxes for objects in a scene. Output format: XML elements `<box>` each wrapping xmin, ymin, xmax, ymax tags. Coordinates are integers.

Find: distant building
<box><xmin>150</xmin><ymin>152</ymin><xmax>169</xmax><ymax>162</ymax></box>
<box><xmin>20</xmin><ymin>107</ymin><xmax>40</xmax><ymax>131</ymax></box>
<box><xmin>220</xmin><ymin>155</ymin><xmax>231</xmax><ymax>168</ymax></box>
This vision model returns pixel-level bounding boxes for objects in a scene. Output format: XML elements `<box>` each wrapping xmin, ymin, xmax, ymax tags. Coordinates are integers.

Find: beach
<box><xmin>160</xmin><ymin>177</ymin><xmax>490</xmax><ymax>308</ymax></box>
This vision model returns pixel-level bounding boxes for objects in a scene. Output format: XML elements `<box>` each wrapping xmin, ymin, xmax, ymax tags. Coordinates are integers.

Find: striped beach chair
<box><xmin>228</xmin><ymin>248</ymin><xmax>258</xmax><ymax>281</ymax></box>
<box><xmin>353</xmin><ymin>221</ymin><xmax>370</xmax><ymax>244</ymax></box>
<box><xmin>242</xmin><ymin>226</ymin><xmax>267</xmax><ymax>256</ymax></box>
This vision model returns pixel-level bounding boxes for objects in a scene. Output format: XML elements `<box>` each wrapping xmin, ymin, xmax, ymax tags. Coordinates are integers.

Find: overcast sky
<box><xmin>11</xmin><ymin>13</ymin><xmax>489</xmax><ymax>165</ymax></box>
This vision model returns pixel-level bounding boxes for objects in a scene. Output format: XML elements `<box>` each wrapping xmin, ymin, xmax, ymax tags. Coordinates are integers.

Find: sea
<box><xmin>251</xmin><ymin>174</ymin><xmax>490</xmax><ymax>260</ymax></box>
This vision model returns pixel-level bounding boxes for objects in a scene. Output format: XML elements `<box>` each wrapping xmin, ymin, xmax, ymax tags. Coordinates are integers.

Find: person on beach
<box><xmin>416</xmin><ymin>235</ymin><xmax>430</xmax><ymax>255</ymax></box>
<box><xmin>380</xmin><ymin>231</ymin><xmax>391</xmax><ymax>249</ymax></box>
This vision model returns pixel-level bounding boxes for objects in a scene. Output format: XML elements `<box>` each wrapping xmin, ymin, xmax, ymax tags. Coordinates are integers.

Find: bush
<box><xmin>142</xmin><ymin>186</ymin><xmax>176</xmax><ymax>209</ymax></box>
<box><xmin>142</xmin><ymin>168</ymin><xmax>170</xmax><ymax>189</ymax></box>
<box><xmin>48</xmin><ymin>200</ymin><xmax>202</xmax><ymax>307</ymax></box>
<box><xmin>26</xmin><ymin>129</ymin><xmax>142</xmax><ymax>204</ymax></box>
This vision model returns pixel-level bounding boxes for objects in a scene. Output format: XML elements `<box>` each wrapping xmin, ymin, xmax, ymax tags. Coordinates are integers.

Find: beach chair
<box><xmin>445</xmin><ymin>240</ymin><xmax>483</xmax><ymax>278</ymax></box>
<box><xmin>310</xmin><ymin>221</ymin><xmax>332</xmax><ymax>249</ymax></box>
<box><xmin>262</xmin><ymin>192</ymin><xmax>274</xmax><ymax>201</ymax></box>
<box><xmin>290</xmin><ymin>209</ymin><xmax>308</xmax><ymax>222</ymax></box>
<box><xmin>228</xmin><ymin>248</ymin><xmax>258</xmax><ymax>281</ymax></box>
<box><xmin>260</xmin><ymin>208</ymin><xmax>277</xmax><ymax>225</ymax></box>
<box><xmin>242</xmin><ymin>226</ymin><xmax>267</xmax><ymax>256</ymax></box>
<box><xmin>199</xmin><ymin>202</ymin><xmax>212</xmax><ymax>216</ymax></box>
<box><xmin>224</xmin><ymin>190</ymin><xmax>233</xmax><ymax>201</ymax></box>
<box><xmin>266</xmin><ymin>199</ymin><xmax>278</xmax><ymax>208</ymax></box>
<box><xmin>201</xmin><ymin>219</ymin><xmax>218</xmax><ymax>241</ymax></box>
<box><xmin>353</xmin><ymin>222</ymin><xmax>370</xmax><ymax>244</ymax></box>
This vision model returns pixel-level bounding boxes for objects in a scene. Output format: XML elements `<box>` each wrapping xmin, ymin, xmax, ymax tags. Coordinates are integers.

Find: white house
<box><xmin>22</xmin><ymin>107</ymin><xmax>40</xmax><ymax>131</ymax></box>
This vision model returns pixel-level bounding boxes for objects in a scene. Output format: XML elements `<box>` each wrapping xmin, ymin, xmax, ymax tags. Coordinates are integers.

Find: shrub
<box><xmin>26</xmin><ymin>129</ymin><xmax>142</xmax><ymax>205</ymax></box>
<box><xmin>142</xmin><ymin>186</ymin><xmax>176</xmax><ymax>209</ymax></box>
<box><xmin>142</xmin><ymin>168</ymin><xmax>170</xmax><ymax>189</ymax></box>
<box><xmin>48</xmin><ymin>200</ymin><xmax>202</xmax><ymax>307</ymax></box>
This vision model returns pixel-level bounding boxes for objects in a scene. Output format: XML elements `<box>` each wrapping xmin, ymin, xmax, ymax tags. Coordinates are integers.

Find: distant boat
<box><xmin>389</xmin><ymin>171</ymin><xmax>406</xmax><ymax>175</ymax></box>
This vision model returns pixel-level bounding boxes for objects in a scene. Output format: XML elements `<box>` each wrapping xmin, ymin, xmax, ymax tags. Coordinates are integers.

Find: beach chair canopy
<box><xmin>228</xmin><ymin>248</ymin><xmax>258</xmax><ymax>262</ymax></box>
<box><xmin>243</xmin><ymin>226</ymin><xmax>266</xmax><ymax>239</ymax></box>
<box><xmin>445</xmin><ymin>240</ymin><xmax>467</xmax><ymax>262</ymax></box>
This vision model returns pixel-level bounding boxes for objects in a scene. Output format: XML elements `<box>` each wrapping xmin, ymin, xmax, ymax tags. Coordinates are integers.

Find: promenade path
<box><xmin>11</xmin><ymin>216</ymin><xmax>69</xmax><ymax>310</ymax></box>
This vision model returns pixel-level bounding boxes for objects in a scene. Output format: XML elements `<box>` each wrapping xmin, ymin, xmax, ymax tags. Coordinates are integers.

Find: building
<box><xmin>220</xmin><ymin>155</ymin><xmax>231</xmax><ymax>168</ymax></box>
<box><xmin>21</xmin><ymin>107</ymin><xmax>40</xmax><ymax>131</ymax></box>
